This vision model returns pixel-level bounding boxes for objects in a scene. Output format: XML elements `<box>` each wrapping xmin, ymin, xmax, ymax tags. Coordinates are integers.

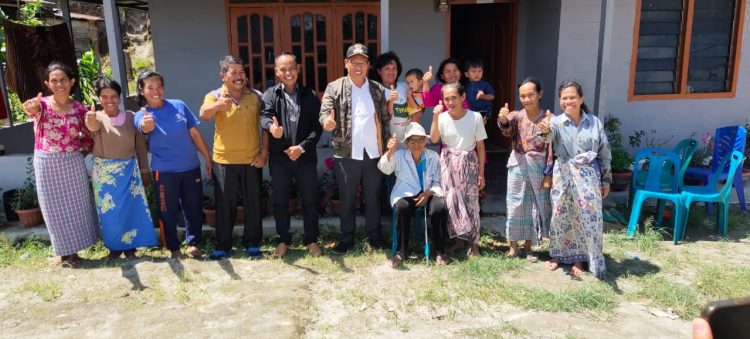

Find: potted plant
<box><xmin>319</xmin><ymin>156</ymin><xmax>340</xmax><ymax>215</ymax></box>
<box><xmin>13</xmin><ymin>157</ymin><xmax>43</xmax><ymax>227</ymax></box>
<box><xmin>604</xmin><ymin>115</ymin><xmax>633</xmax><ymax>191</ymax></box>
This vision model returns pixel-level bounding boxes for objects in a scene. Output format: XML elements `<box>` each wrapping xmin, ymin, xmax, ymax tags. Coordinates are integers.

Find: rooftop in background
<box><xmin>0</xmin><ymin>0</ymin><xmax>148</xmax><ymax>11</ymax></box>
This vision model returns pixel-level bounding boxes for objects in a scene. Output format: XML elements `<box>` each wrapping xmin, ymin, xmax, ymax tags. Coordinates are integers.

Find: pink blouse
<box><xmin>422</xmin><ymin>83</ymin><xmax>470</xmax><ymax>109</ymax></box>
<box><xmin>30</xmin><ymin>98</ymin><xmax>93</xmax><ymax>153</ymax></box>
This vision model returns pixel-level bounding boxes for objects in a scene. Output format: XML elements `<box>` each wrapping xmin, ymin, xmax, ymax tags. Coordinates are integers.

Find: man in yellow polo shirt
<box><xmin>200</xmin><ymin>55</ymin><xmax>269</xmax><ymax>260</ymax></box>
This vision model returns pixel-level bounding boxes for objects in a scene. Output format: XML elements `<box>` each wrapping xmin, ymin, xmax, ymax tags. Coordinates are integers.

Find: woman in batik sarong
<box><xmin>22</xmin><ymin>62</ymin><xmax>99</xmax><ymax>265</ymax></box>
<box><xmin>429</xmin><ymin>82</ymin><xmax>487</xmax><ymax>257</ymax></box>
<box><xmin>85</xmin><ymin>77</ymin><xmax>157</xmax><ymax>259</ymax></box>
<box><xmin>540</xmin><ymin>80</ymin><xmax>611</xmax><ymax>277</ymax></box>
<box><xmin>498</xmin><ymin>78</ymin><xmax>553</xmax><ymax>262</ymax></box>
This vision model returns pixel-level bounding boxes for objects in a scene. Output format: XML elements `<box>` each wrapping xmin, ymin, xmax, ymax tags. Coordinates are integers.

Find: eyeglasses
<box><xmin>348</xmin><ymin>61</ymin><xmax>368</xmax><ymax>67</ymax></box>
<box><xmin>407</xmin><ymin>138</ymin><xmax>426</xmax><ymax>145</ymax></box>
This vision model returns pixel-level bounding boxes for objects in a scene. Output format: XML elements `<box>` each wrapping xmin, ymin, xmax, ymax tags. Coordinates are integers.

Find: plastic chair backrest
<box><xmin>711</xmin><ymin>126</ymin><xmax>747</xmax><ymax>174</ymax></box>
<box><xmin>633</xmin><ymin>148</ymin><xmax>682</xmax><ymax>193</ymax></box>
<box><xmin>673</xmin><ymin>138</ymin><xmax>698</xmax><ymax>184</ymax></box>
<box><xmin>708</xmin><ymin>151</ymin><xmax>744</xmax><ymax>196</ymax></box>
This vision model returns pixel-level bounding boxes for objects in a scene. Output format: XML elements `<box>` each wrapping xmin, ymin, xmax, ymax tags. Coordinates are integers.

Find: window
<box><xmin>629</xmin><ymin>0</ymin><xmax>746</xmax><ymax>100</ymax></box>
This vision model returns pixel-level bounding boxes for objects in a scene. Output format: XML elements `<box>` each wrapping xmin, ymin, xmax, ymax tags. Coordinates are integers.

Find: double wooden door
<box><xmin>228</xmin><ymin>4</ymin><xmax>380</xmax><ymax>95</ymax></box>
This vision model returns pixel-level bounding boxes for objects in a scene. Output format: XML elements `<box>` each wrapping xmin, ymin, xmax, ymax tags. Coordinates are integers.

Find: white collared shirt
<box><xmin>351</xmin><ymin>78</ymin><xmax>379</xmax><ymax>160</ymax></box>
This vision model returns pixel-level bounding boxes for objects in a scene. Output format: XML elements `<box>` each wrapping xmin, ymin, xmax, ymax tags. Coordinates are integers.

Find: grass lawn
<box><xmin>1</xmin><ymin>208</ymin><xmax>748</xmax><ymax>338</ymax></box>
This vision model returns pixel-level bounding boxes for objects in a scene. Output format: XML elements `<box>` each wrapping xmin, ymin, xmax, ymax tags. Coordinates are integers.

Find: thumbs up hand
<box><xmin>270</xmin><ymin>116</ymin><xmax>284</xmax><ymax>139</ymax></box>
<box><xmin>140</xmin><ymin>108</ymin><xmax>155</xmax><ymax>133</ymax></box>
<box><xmin>423</xmin><ymin>66</ymin><xmax>433</xmax><ymax>83</ymax></box>
<box><xmin>214</xmin><ymin>92</ymin><xmax>233</xmax><ymax>112</ymax></box>
<box><xmin>433</xmin><ymin>100</ymin><xmax>445</xmax><ymax>116</ymax></box>
<box><xmin>498</xmin><ymin>103</ymin><xmax>512</xmax><ymax>126</ymax></box>
<box><xmin>389</xmin><ymin>85</ymin><xmax>398</xmax><ymax>104</ymax></box>
<box><xmin>23</xmin><ymin>92</ymin><xmax>43</xmax><ymax>115</ymax></box>
<box><xmin>386</xmin><ymin>133</ymin><xmax>398</xmax><ymax>159</ymax></box>
<box><xmin>323</xmin><ymin>109</ymin><xmax>336</xmax><ymax>132</ymax></box>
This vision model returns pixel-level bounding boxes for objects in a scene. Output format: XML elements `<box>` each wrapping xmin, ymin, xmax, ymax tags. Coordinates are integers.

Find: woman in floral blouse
<box><xmin>85</xmin><ymin>77</ymin><xmax>157</xmax><ymax>259</ymax></box>
<box><xmin>22</xmin><ymin>61</ymin><xmax>99</xmax><ymax>265</ymax></box>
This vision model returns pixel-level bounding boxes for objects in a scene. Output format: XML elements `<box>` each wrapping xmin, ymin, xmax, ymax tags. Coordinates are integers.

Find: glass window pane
<box><xmin>316</xmin><ymin>15</ymin><xmax>326</xmax><ymax>42</ymax></box>
<box><xmin>239</xmin><ymin>46</ymin><xmax>249</xmax><ymax>65</ymax></box>
<box><xmin>237</xmin><ymin>16</ymin><xmax>248</xmax><ymax>43</ymax></box>
<box><xmin>305</xmin><ymin>56</ymin><xmax>315</xmax><ymax>89</ymax></box>
<box><xmin>252</xmin><ymin>57</ymin><xmax>262</xmax><ymax>88</ymax></box>
<box><xmin>687</xmin><ymin>0</ymin><xmax>736</xmax><ymax>93</ymax></box>
<box><xmin>291</xmin><ymin>15</ymin><xmax>301</xmax><ymax>43</ymax></box>
<box><xmin>317</xmin><ymin>45</ymin><xmax>326</xmax><ymax>64</ymax></box>
<box><xmin>367</xmin><ymin>14</ymin><xmax>377</xmax><ymax>40</ymax></box>
<box><xmin>342</xmin><ymin>14</ymin><xmax>352</xmax><ymax>41</ymax></box>
<box><xmin>355</xmin><ymin>12</ymin><xmax>365</xmax><ymax>43</ymax></box>
<box><xmin>263</xmin><ymin>16</ymin><xmax>274</xmax><ymax>44</ymax></box>
<box><xmin>304</xmin><ymin>14</ymin><xmax>314</xmax><ymax>53</ymax></box>
<box><xmin>633</xmin><ymin>0</ymin><xmax>683</xmax><ymax>95</ymax></box>
<box><xmin>343</xmin><ymin>42</ymin><xmax>352</xmax><ymax>59</ymax></box>
<box><xmin>251</xmin><ymin>14</ymin><xmax>261</xmax><ymax>54</ymax></box>
<box><xmin>265</xmin><ymin>68</ymin><xmax>275</xmax><ymax>89</ymax></box>
<box><xmin>265</xmin><ymin>46</ymin><xmax>274</xmax><ymax>65</ymax></box>
<box><xmin>293</xmin><ymin>45</ymin><xmax>302</xmax><ymax>61</ymax></box>
<box><xmin>367</xmin><ymin>43</ymin><xmax>377</xmax><ymax>60</ymax></box>
<box><xmin>318</xmin><ymin>66</ymin><xmax>327</xmax><ymax>92</ymax></box>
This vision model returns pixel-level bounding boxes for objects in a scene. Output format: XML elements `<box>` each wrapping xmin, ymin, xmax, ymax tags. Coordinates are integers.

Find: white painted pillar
<box><xmin>102</xmin><ymin>0</ymin><xmax>129</xmax><ymax>100</ymax></box>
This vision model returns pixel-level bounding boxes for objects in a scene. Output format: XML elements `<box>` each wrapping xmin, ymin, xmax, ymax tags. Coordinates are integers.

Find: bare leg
<box><xmin>524</xmin><ymin>240</ymin><xmax>538</xmax><ymax>263</ymax></box>
<box><xmin>507</xmin><ymin>241</ymin><xmax>519</xmax><ymax>258</ymax></box>
<box><xmin>546</xmin><ymin>257</ymin><xmax>560</xmax><ymax>271</ymax></box>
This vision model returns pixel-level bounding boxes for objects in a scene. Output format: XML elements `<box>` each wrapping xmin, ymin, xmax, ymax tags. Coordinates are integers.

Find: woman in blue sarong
<box><xmin>85</xmin><ymin>77</ymin><xmax>157</xmax><ymax>258</ymax></box>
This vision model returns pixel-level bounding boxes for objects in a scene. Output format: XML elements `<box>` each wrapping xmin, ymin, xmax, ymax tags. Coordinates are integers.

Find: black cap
<box><xmin>346</xmin><ymin>43</ymin><xmax>368</xmax><ymax>59</ymax></box>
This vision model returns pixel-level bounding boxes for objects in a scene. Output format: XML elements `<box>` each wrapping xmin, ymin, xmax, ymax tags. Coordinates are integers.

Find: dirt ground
<box><xmin>1</xmin><ymin>217</ymin><xmax>749</xmax><ymax>338</ymax></box>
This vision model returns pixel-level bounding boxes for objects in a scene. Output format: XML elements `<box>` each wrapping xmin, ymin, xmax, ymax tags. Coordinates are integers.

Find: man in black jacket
<box><xmin>261</xmin><ymin>52</ymin><xmax>323</xmax><ymax>257</ymax></box>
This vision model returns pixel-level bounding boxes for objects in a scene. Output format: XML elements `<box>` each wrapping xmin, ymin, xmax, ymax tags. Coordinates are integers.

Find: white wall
<box><xmin>517</xmin><ymin>0</ymin><xmax>561</xmax><ymax>111</ymax></box>
<box><xmin>600</xmin><ymin>0</ymin><xmax>750</xmax><ymax>147</ymax></box>
<box><xmin>149</xmin><ymin>0</ymin><xmax>228</xmax><ymax>146</ymax></box>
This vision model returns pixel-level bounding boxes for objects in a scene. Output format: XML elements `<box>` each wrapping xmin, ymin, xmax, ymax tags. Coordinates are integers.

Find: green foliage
<box><xmin>603</xmin><ymin>114</ymin><xmax>632</xmax><ymax>172</ymax></box>
<box><xmin>8</xmin><ymin>91</ymin><xmax>27</xmax><ymax>124</ymax></box>
<box><xmin>16</xmin><ymin>0</ymin><xmax>45</xmax><ymax>26</ymax></box>
<box><xmin>77</xmin><ymin>47</ymin><xmax>102</xmax><ymax>106</ymax></box>
<box><xmin>12</xmin><ymin>157</ymin><xmax>38</xmax><ymax>210</ymax></box>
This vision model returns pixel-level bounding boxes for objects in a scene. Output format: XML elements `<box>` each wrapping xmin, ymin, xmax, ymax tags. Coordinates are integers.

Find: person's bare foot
<box><xmin>546</xmin><ymin>258</ymin><xmax>560</xmax><ymax>271</ymax></box>
<box><xmin>436</xmin><ymin>253</ymin><xmax>449</xmax><ymax>265</ymax></box>
<box><xmin>388</xmin><ymin>252</ymin><xmax>404</xmax><ymax>268</ymax></box>
<box><xmin>186</xmin><ymin>245</ymin><xmax>202</xmax><ymax>259</ymax></box>
<box><xmin>506</xmin><ymin>242</ymin><xmax>519</xmax><ymax>258</ymax></box>
<box><xmin>571</xmin><ymin>262</ymin><xmax>586</xmax><ymax>276</ymax></box>
<box><xmin>469</xmin><ymin>243</ymin><xmax>480</xmax><ymax>257</ymax></box>
<box><xmin>48</xmin><ymin>256</ymin><xmax>64</xmax><ymax>266</ymax></box>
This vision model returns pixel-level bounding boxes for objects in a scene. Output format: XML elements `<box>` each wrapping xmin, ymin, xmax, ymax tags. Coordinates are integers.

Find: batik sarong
<box><xmin>505</xmin><ymin>150</ymin><xmax>551</xmax><ymax>243</ymax></box>
<box><xmin>549</xmin><ymin>152</ymin><xmax>606</xmax><ymax>278</ymax></box>
<box><xmin>34</xmin><ymin>150</ymin><xmax>99</xmax><ymax>256</ymax></box>
<box><xmin>440</xmin><ymin>145</ymin><xmax>481</xmax><ymax>243</ymax></box>
<box><xmin>92</xmin><ymin>156</ymin><xmax>157</xmax><ymax>251</ymax></box>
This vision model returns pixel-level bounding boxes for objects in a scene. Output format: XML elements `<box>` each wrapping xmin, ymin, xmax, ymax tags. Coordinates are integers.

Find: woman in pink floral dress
<box><xmin>22</xmin><ymin>62</ymin><xmax>99</xmax><ymax>265</ymax></box>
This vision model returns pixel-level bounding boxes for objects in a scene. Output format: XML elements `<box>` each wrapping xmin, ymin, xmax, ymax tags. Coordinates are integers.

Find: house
<box><xmin>1</xmin><ymin>0</ymin><xmax>748</xmax><ymax>189</ymax></box>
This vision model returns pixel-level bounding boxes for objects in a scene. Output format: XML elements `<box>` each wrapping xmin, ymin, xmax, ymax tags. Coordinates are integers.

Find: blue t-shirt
<box><xmin>414</xmin><ymin>159</ymin><xmax>425</xmax><ymax>190</ymax></box>
<box><xmin>134</xmin><ymin>99</ymin><xmax>201</xmax><ymax>172</ymax></box>
<box><xmin>466</xmin><ymin>80</ymin><xmax>495</xmax><ymax>116</ymax></box>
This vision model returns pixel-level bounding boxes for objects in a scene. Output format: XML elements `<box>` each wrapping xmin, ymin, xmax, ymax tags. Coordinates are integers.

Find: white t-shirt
<box><xmin>385</xmin><ymin>81</ymin><xmax>409</xmax><ymax>147</ymax></box>
<box><xmin>438</xmin><ymin>109</ymin><xmax>487</xmax><ymax>151</ymax></box>
<box><xmin>351</xmin><ymin>79</ymin><xmax>379</xmax><ymax>160</ymax></box>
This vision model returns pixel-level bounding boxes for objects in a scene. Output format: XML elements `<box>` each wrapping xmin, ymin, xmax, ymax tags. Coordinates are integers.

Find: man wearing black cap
<box><xmin>319</xmin><ymin>43</ymin><xmax>391</xmax><ymax>254</ymax></box>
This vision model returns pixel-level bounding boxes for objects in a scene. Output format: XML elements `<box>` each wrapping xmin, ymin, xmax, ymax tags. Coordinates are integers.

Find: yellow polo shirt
<box><xmin>203</xmin><ymin>86</ymin><xmax>260</xmax><ymax>164</ymax></box>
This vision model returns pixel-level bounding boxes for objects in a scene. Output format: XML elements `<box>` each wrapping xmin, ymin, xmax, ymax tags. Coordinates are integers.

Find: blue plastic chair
<box><xmin>678</xmin><ymin>151</ymin><xmax>745</xmax><ymax>241</ymax></box>
<box><xmin>627</xmin><ymin>148</ymin><xmax>685</xmax><ymax>244</ymax></box>
<box><xmin>683</xmin><ymin>126</ymin><xmax>747</xmax><ymax>213</ymax></box>
<box><xmin>628</xmin><ymin>139</ymin><xmax>698</xmax><ymax>226</ymax></box>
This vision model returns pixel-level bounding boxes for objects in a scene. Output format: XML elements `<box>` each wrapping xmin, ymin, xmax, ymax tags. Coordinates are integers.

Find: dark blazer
<box><xmin>260</xmin><ymin>83</ymin><xmax>322</xmax><ymax>162</ymax></box>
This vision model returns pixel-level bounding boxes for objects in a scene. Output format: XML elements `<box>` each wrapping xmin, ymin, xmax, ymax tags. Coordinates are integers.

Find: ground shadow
<box><xmin>120</xmin><ymin>261</ymin><xmax>148</xmax><ymax>291</ymax></box>
<box><xmin>279</xmin><ymin>249</ymin><xmax>321</xmax><ymax>275</ymax></box>
<box><xmin>603</xmin><ymin>255</ymin><xmax>661</xmax><ymax>294</ymax></box>
<box><xmin>217</xmin><ymin>259</ymin><xmax>241</xmax><ymax>280</ymax></box>
<box><xmin>167</xmin><ymin>258</ymin><xmax>188</xmax><ymax>282</ymax></box>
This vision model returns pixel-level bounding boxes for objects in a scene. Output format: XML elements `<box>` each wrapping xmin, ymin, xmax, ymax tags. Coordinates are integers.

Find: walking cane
<box><xmin>421</xmin><ymin>152</ymin><xmax>429</xmax><ymax>266</ymax></box>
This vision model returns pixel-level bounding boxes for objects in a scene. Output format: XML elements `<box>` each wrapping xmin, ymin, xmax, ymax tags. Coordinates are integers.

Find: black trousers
<box><xmin>154</xmin><ymin>168</ymin><xmax>203</xmax><ymax>251</ymax></box>
<box><xmin>335</xmin><ymin>153</ymin><xmax>383</xmax><ymax>245</ymax></box>
<box><xmin>212</xmin><ymin>163</ymin><xmax>262</xmax><ymax>251</ymax></box>
<box><xmin>269</xmin><ymin>156</ymin><xmax>319</xmax><ymax>245</ymax></box>
<box><xmin>394</xmin><ymin>195</ymin><xmax>448</xmax><ymax>255</ymax></box>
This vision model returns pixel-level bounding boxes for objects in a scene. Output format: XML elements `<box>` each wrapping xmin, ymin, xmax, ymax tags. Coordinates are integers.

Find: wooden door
<box><xmin>228</xmin><ymin>8</ymin><xmax>282</xmax><ymax>92</ymax></box>
<box><xmin>333</xmin><ymin>6</ymin><xmax>380</xmax><ymax>77</ymax></box>
<box><xmin>282</xmin><ymin>8</ymin><xmax>335</xmax><ymax>94</ymax></box>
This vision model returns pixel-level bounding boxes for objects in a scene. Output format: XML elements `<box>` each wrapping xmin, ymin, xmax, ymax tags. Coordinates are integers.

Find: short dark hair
<box><xmin>405</xmin><ymin>68</ymin><xmax>424</xmax><ymax>80</ymax></box>
<box><xmin>94</xmin><ymin>76</ymin><xmax>122</xmax><ymax>96</ymax></box>
<box><xmin>518</xmin><ymin>77</ymin><xmax>542</xmax><ymax>93</ymax></box>
<box><xmin>136</xmin><ymin>70</ymin><xmax>165</xmax><ymax>106</ymax></box>
<box><xmin>45</xmin><ymin>61</ymin><xmax>75</xmax><ymax>81</ymax></box>
<box><xmin>436</xmin><ymin>58</ymin><xmax>462</xmax><ymax>84</ymax></box>
<box><xmin>374</xmin><ymin>51</ymin><xmax>403</xmax><ymax>81</ymax></box>
<box><xmin>220</xmin><ymin>55</ymin><xmax>244</xmax><ymax>73</ymax></box>
<box><xmin>464</xmin><ymin>58</ymin><xmax>484</xmax><ymax>71</ymax></box>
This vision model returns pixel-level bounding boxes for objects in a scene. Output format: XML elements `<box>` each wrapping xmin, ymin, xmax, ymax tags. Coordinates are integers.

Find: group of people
<box><xmin>21</xmin><ymin>42</ymin><xmax>611</xmax><ymax>278</ymax></box>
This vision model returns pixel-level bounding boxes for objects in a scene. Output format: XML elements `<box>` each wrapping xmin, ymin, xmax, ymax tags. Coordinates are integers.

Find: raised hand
<box><xmin>323</xmin><ymin>109</ymin><xmax>336</xmax><ymax>132</ymax></box>
<box><xmin>86</xmin><ymin>103</ymin><xmax>97</xmax><ymax>122</ymax></box>
<box><xmin>22</xmin><ymin>92</ymin><xmax>43</xmax><ymax>114</ymax></box>
<box><xmin>539</xmin><ymin>114</ymin><xmax>551</xmax><ymax>134</ymax></box>
<box><xmin>423</xmin><ymin>66</ymin><xmax>433</xmax><ymax>84</ymax></box>
<box><xmin>214</xmin><ymin>92</ymin><xmax>233</xmax><ymax>112</ymax></box>
<box><xmin>433</xmin><ymin>100</ymin><xmax>445</xmax><ymax>116</ymax></box>
<box><xmin>498</xmin><ymin>103</ymin><xmax>511</xmax><ymax>125</ymax></box>
<box><xmin>270</xmin><ymin>116</ymin><xmax>284</xmax><ymax>139</ymax></box>
<box><xmin>140</xmin><ymin>108</ymin><xmax>155</xmax><ymax>133</ymax></box>
<box><xmin>389</xmin><ymin>85</ymin><xmax>398</xmax><ymax>103</ymax></box>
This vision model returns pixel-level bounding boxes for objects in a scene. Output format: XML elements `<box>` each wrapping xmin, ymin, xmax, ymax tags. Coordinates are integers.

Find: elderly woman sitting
<box><xmin>378</xmin><ymin>122</ymin><xmax>449</xmax><ymax>267</ymax></box>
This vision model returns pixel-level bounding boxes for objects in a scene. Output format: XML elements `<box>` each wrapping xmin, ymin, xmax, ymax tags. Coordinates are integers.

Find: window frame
<box><xmin>628</xmin><ymin>0</ymin><xmax>747</xmax><ymax>101</ymax></box>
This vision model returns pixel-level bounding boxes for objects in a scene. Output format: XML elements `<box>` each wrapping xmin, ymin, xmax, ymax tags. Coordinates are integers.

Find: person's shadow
<box><xmin>217</xmin><ymin>259</ymin><xmax>241</xmax><ymax>280</ymax></box>
<box><xmin>167</xmin><ymin>258</ymin><xmax>189</xmax><ymax>282</ymax></box>
<box><xmin>120</xmin><ymin>261</ymin><xmax>148</xmax><ymax>291</ymax></box>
